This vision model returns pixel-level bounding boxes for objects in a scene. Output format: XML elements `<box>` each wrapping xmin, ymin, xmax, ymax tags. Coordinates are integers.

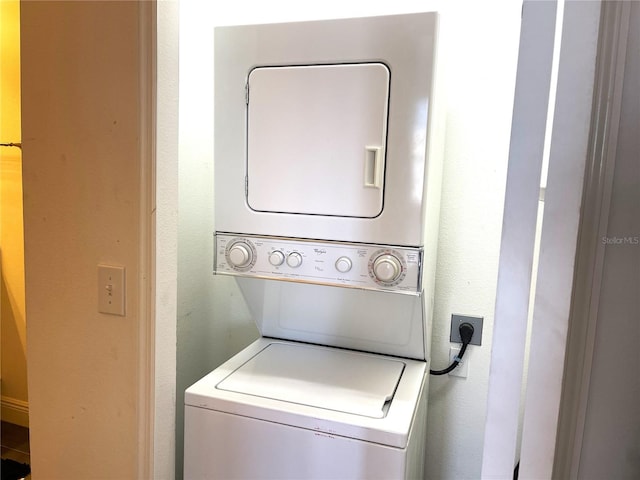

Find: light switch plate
<box><xmin>98</xmin><ymin>265</ymin><xmax>125</xmax><ymax>316</ymax></box>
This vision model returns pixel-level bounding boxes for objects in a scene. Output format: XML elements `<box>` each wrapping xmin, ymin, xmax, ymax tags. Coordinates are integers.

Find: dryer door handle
<box><xmin>364</xmin><ymin>146</ymin><xmax>383</xmax><ymax>189</ymax></box>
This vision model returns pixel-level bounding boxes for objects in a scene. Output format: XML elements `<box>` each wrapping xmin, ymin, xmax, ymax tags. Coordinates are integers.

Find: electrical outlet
<box><xmin>450</xmin><ymin>314</ymin><xmax>483</xmax><ymax>345</ymax></box>
<box><xmin>448</xmin><ymin>347</ymin><xmax>469</xmax><ymax>378</ymax></box>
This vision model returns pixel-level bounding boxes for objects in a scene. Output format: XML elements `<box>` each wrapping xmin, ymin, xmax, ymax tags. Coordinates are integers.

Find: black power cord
<box><xmin>430</xmin><ymin>322</ymin><xmax>475</xmax><ymax>376</ymax></box>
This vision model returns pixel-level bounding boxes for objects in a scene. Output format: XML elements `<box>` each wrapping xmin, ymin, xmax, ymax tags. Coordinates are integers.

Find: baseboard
<box><xmin>1</xmin><ymin>395</ymin><xmax>29</xmax><ymax>427</ymax></box>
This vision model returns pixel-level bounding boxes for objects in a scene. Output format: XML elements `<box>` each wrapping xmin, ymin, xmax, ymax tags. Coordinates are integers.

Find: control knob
<box><xmin>228</xmin><ymin>242</ymin><xmax>253</xmax><ymax>268</ymax></box>
<box><xmin>287</xmin><ymin>252</ymin><xmax>303</xmax><ymax>268</ymax></box>
<box><xmin>269</xmin><ymin>250</ymin><xmax>285</xmax><ymax>266</ymax></box>
<box><xmin>335</xmin><ymin>256</ymin><xmax>352</xmax><ymax>273</ymax></box>
<box><xmin>372</xmin><ymin>254</ymin><xmax>403</xmax><ymax>283</ymax></box>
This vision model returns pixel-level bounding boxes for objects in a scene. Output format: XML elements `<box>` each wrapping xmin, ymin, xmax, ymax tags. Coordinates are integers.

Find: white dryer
<box><xmin>185</xmin><ymin>12</ymin><xmax>441</xmax><ymax>480</ymax></box>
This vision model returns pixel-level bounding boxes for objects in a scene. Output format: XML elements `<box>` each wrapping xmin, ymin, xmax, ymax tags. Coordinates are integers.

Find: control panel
<box><xmin>215</xmin><ymin>233</ymin><xmax>423</xmax><ymax>294</ymax></box>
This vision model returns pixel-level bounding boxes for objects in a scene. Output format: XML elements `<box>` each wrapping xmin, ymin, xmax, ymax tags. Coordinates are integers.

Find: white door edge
<box><xmin>480</xmin><ymin>2</ymin><xmax>559</xmax><ymax>477</ymax></box>
<box><xmin>518</xmin><ymin>1</ymin><xmax>603</xmax><ymax>479</ymax></box>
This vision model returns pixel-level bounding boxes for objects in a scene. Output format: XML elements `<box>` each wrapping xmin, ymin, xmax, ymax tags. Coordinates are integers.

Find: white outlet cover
<box><xmin>448</xmin><ymin>347</ymin><xmax>469</xmax><ymax>378</ymax></box>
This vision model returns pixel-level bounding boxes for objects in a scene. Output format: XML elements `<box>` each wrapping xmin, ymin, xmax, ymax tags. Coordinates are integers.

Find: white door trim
<box><xmin>518</xmin><ymin>1</ymin><xmax>603</xmax><ymax>478</ymax></box>
<box><xmin>481</xmin><ymin>2</ymin><xmax>559</xmax><ymax>477</ymax></box>
<box><xmin>137</xmin><ymin>1</ymin><xmax>157</xmax><ymax>478</ymax></box>
<box><xmin>152</xmin><ymin>1</ymin><xmax>180</xmax><ymax>478</ymax></box>
<box><xmin>552</xmin><ymin>2</ymin><xmax>631</xmax><ymax>478</ymax></box>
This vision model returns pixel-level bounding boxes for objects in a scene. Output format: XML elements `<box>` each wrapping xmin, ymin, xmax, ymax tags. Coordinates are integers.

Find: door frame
<box><xmin>147</xmin><ymin>1</ymin><xmax>180</xmax><ymax>478</ymax></box>
<box><xmin>552</xmin><ymin>2</ymin><xmax>631</xmax><ymax>478</ymax></box>
<box><xmin>481</xmin><ymin>1</ymin><xmax>604</xmax><ymax>478</ymax></box>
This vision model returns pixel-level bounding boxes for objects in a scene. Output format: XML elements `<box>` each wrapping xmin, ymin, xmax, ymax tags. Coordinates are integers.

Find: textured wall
<box><xmin>21</xmin><ymin>2</ymin><xmax>147</xmax><ymax>477</ymax></box>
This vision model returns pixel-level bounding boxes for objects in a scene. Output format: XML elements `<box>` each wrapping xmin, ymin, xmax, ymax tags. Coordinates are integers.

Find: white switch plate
<box><xmin>448</xmin><ymin>347</ymin><xmax>469</xmax><ymax>378</ymax></box>
<box><xmin>98</xmin><ymin>265</ymin><xmax>125</xmax><ymax>316</ymax></box>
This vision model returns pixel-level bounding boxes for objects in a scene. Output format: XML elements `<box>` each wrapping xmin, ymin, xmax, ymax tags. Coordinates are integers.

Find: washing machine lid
<box><xmin>186</xmin><ymin>338</ymin><xmax>428</xmax><ymax>448</ymax></box>
<box><xmin>216</xmin><ymin>342</ymin><xmax>404</xmax><ymax>419</ymax></box>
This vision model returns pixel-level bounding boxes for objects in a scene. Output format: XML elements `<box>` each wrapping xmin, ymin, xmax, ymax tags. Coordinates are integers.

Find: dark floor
<box><xmin>1</xmin><ymin>421</ymin><xmax>30</xmax><ymax>479</ymax></box>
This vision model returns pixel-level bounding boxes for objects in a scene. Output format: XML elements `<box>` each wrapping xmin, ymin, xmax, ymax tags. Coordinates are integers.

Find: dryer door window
<box><xmin>247</xmin><ymin>63</ymin><xmax>390</xmax><ymax>218</ymax></box>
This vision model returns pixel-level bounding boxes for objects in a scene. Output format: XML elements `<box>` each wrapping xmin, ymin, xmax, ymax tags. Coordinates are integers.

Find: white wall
<box><xmin>424</xmin><ymin>3</ymin><xmax>521</xmax><ymax>478</ymax></box>
<box><xmin>176</xmin><ymin>1</ymin><xmax>521</xmax><ymax>478</ymax></box>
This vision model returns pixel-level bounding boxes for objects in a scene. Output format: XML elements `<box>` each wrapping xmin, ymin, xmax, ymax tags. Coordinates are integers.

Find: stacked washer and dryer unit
<box><xmin>185</xmin><ymin>12</ymin><xmax>442</xmax><ymax>480</ymax></box>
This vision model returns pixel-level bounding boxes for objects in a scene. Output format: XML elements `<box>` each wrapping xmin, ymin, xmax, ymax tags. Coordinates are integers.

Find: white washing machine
<box><xmin>185</xmin><ymin>12</ymin><xmax>441</xmax><ymax>480</ymax></box>
<box><xmin>186</xmin><ymin>338</ymin><xmax>428</xmax><ymax>479</ymax></box>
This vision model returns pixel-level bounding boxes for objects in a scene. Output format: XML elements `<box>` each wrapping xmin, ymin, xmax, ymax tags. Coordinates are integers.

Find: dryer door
<box><xmin>247</xmin><ymin>63</ymin><xmax>390</xmax><ymax>218</ymax></box>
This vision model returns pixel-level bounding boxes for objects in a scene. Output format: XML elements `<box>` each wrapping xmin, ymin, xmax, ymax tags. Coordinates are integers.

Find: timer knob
<box><xmin>286</xmin><ymin>252</ymin><xmax>303</xmax><ymax>268</ymax></box>
<box><xmin>373</xmin><ymin>254</ymin><xmax>402</xmax><ymax>283</ymax></box>
<box><xmin>269</xmin><ymin>250</ymin><xmax>285</xmax><ymax>266</ymax></box>
<box><xmin>228</xmin><ymin>242</ymin><xmax>253</xmax><ymax>268</ymax></box>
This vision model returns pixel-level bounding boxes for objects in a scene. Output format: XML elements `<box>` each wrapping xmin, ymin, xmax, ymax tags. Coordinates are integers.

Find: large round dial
<box><xmin>373</xmin><ymin>254</ymin><xmax>402</xmax><ymax>282</ymax></box>
<box><xmin>226</xmin><ymin>240</ymin><xmax>255</xmax><ymax>270</ymax></box>
<box><xmin>369</xmin><ymin>250</ymin><xmax>406</xmax><ymax>286</ymax></box>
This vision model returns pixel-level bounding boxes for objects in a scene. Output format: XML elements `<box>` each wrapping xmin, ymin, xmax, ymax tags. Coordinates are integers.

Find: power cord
<box><xmin>429</xmin><ymin>322</ymin><xmax>475</xmax><ymax>376</ymax></box>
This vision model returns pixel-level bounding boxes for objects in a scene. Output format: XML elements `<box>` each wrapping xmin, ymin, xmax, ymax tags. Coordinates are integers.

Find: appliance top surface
<box><xmin>185</xmin><ymin>338</ymin><xmax>427</xmax><ymax>448</ymax></box>
<box><xmin>217</xmin><ymin>342</ymin><xmax>404</xmax><ymax>419</ymax></box>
